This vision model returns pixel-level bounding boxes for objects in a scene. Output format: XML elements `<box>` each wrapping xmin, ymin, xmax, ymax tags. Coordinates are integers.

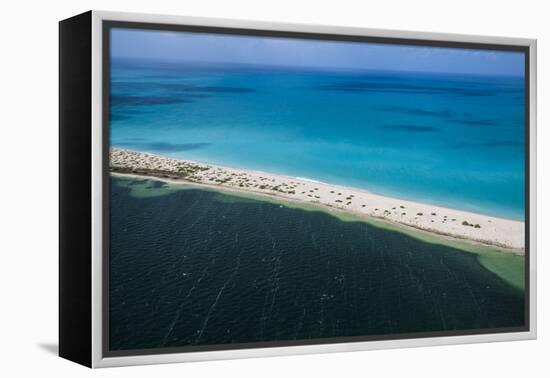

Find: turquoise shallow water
<box><xmin>110</xmin><ymin>58</ymin><xmax>525</xmax><ymax>220</ymax></box>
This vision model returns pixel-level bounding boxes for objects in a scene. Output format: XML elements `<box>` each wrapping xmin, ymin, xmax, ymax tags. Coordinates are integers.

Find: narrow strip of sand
<box><xmin>110</xmin><ymin>148</ymin><xmax>525</xmax><ymax>253</ymax></box>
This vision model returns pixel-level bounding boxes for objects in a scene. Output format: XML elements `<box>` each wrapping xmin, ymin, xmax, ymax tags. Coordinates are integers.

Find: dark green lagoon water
<box><xmin>109</xmin><ymin>176</ymin><xmax>525</xmax><ymax>351</ymax></box>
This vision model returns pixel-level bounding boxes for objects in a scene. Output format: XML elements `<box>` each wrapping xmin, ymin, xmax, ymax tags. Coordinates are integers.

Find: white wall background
<box><xmin>0</xmin><ymin>0</ymin><xmax>547</xmax><ymax>376</ymax></box>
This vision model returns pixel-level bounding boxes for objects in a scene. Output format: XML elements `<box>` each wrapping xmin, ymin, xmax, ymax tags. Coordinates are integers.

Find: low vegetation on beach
<box><xmin>110</xmin><ymin>148</ymin><xmax>525</xmax><ymax>252</ymax></box>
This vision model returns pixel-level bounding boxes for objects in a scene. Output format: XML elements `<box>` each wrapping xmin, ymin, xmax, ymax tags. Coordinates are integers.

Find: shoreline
<box><xmin>110</xmin><ymin>148</ymin><xmax>525</xmax><ymax>254</ymax></box>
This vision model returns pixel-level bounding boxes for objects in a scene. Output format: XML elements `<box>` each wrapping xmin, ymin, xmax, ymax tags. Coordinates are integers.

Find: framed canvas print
<box><xmin>59</xmin><ymin>10</ymin><xmax>537</xmax><ymax>368</ymax></box>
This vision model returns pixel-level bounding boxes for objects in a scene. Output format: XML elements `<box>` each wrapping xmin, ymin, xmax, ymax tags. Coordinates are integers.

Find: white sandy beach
<box><xmin>110</xmin><ymin>148</ymin><xmax>525</xmax><ymax>253</ymax></box>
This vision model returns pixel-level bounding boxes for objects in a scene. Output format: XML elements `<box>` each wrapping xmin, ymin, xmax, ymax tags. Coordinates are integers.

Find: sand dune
<box><xmin>110</xmin><ymin>148</ymin><xmax>525</xmax><ymax>253</ymax></box>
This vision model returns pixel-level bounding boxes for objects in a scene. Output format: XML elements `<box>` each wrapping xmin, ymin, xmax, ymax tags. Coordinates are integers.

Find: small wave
<box><xmin>294</xmin><ymin>176</ymin><xmax>324</xmax><ymax>184</ymax></box>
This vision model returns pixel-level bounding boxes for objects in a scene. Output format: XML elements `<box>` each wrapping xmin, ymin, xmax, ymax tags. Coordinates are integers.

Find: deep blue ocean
<box><xmin>110</xmin><ymin>58</ymin><xmax>525</xmax><ymax>220</ymax></box>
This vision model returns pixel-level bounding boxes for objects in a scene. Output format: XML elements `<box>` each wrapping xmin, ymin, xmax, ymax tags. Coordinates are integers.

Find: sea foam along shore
<box><xmin>110</xmin><ymin>148</ymin><xmax>525</xmax><ymax>253</ymax></box>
